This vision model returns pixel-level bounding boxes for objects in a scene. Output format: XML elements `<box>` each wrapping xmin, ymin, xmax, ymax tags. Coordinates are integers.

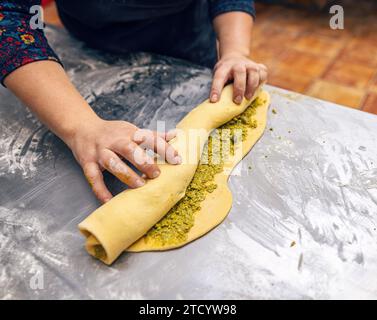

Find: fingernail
<box><xmin>211</xmin><ymin>93</ymin><xmax>218</xmax><ymax>102</ymax></box>
<box><xmin>173</xmin><ymin>155</ymin><xmax>182</xmax><ymax>164</ymax></box>
<box><xmin>245</xmin><ymin>94</ymin><xmax>252</xmax><ymax>100</ymax></box>
<box><xmin>235</xmin><ymin>96</ymin><xmax>242</xmax><ymax>104</ymax></box>
<box><xmin>151</xmin><ymin>170</ymin><xmax>160</xmax><ymax>178</ymax></box>
<box><xmin>103</xmin><ymin>198</ymin><xmax>111</xmax><ymax>203</ymax></box>
<box><xmin>135</xmin><ymin>179</ymin><xmax>145</xmax><ymax>187</ymax></box>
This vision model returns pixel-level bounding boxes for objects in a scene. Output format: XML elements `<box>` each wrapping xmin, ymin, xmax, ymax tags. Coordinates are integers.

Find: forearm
<box><xmin>4</xmin><ymin>60</ymin><xmax>100</xmax><ymax>146</ymax></box>
<box><xmin>213</xmin><ymin>11</ymin><xmax>254</xmax><ymax>58</ymax></box>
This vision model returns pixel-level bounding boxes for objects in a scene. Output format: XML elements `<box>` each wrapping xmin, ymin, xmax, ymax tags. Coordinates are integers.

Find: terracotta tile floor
<box><xmin>251</xmin><ymin>2</ymin><xmax>377</xmax><ymax>114</ymax></box>
<box><xmin>44</xmin><ymin>1</ymin><xmax>377</xmax><ymax>115</ymax></box>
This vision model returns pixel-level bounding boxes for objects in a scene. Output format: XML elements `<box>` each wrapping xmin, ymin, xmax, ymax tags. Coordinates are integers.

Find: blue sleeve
<box><xmin>209</xmin><ymin>0</ymin><xmax>256</xmax><ymax>20</ymax></box>
<box><xmin>0</xmin><ymin>0</ymin><xmax>62</xmax><ymax>85</ymax></box>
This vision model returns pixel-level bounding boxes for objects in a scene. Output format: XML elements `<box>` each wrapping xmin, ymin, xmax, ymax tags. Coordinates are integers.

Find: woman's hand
<box><xmin>210</xmin><ymin>53</ymin><xmax>268</xmax><ymax>104</ymax></box>
<box><xmin>211</xmin><ymin>11</ymin><xmax>268</xmax><ymax>104</ymax></box>
<box><xmin>5</xmin><ymin>61</ymin><xmax>181</xmax><ymax>204</ymax></box>
<box><xmin>66</xmin><ymin>118</ymin><xmax>181</xmax><ymax>203</ymax></box>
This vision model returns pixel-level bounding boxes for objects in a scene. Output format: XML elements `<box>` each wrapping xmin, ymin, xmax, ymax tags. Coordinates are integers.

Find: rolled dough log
<box><xmin>79</xmin><ymin>85</ymin><xmax>268</xmax><ymax>264</ymax></box>
<box><xmin>128</xmin><ymin>90</ymin><xmax>270</xmax><ymax>251</ymax></box>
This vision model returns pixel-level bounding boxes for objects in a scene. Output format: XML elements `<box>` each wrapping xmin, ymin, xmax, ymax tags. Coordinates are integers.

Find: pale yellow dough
<box><xmin>79</xmin><ymin>85</ymin><xmax>270</xmax><ymax>264</ymax></box>
<box><xmin>129</xmin><ymin>90</ymin><xmax>270</xmax><ymax>251</ymax></box>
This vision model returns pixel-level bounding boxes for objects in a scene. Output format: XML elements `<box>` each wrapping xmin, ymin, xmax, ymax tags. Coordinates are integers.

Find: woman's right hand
<box><xmin>5</xmin><ymin>60</ymin><xmax>180</xmax><ymax>203</ymax></box>
<box><xmin>65</xmin><ymin>117</ymin><xmax>181</xmax><ymax>203</ymax></box>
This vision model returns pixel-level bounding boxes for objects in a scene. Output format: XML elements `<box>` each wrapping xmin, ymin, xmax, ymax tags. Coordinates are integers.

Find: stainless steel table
<box><xmin>1</xmin><ymin>27</ymin><xmax>376</xmax><ymax>300</ymax></box>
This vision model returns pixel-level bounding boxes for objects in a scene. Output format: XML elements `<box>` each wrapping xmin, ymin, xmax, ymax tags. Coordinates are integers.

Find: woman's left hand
<box><xmin>209</xmin><ymin>53</ymin><xmax>268</xmax><ymax>104</ymax></box>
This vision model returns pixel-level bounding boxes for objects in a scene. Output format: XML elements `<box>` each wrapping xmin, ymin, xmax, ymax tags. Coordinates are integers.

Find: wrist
<box><xmin>59</xmin><ymin>111</ymin><xmax>103</xmax><ymax>149</ymax></box>
<box><xmin>219</xmin><ymin>47</ymin><xmax>251</xmax><ymax>60</ymax></box>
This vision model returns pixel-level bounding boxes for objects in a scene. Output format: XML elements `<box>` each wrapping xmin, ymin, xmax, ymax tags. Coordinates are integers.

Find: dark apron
<box><xmin>55</xmin><ymin>0</ymin><xmax>217</xmax><ymax>68</ymax></box>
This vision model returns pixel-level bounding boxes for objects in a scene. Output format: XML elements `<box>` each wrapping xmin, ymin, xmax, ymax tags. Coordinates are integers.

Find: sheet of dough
<box><xmin>79</xmin><ymin>85</ymin><xmax>267</xmax><ymax>264</ymax></box>
<box><xmin>128</xmin><ymin>90</ymin><xmax>270</xmax><ymax>251</ymax></box>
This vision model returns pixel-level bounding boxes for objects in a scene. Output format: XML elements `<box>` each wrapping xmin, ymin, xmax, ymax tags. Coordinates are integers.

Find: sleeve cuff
<box><xmin>210</xmin><ymin>1</ymin><xmax>256</xmax><ymax>20</ymax></box>
<box><xmin>1</xmin><ymin>54</ymin><xmax>63</xmax><ymax>86</ymax></box>
<box><xmin>0</xmin><ymin>1</ymin><xmax>63</xmax><ymax>86</ymax></box>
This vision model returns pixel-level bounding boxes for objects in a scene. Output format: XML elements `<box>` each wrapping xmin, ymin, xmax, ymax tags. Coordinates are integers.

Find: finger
<box><xmin>258</xmin><ymin>63</ymin><xmax>268</xmax><ymax>73</ymax></box>
<box><xmin>148</xmin><ymin>134</ymin><xmax>182</xmax><ymax>164</ymax></box>
<box><xmin>113</xmin><ymin>140</ymin><xmax>160</xmax><ymax>179</ymax></box>
<box><xmin>156</xmin><ymin>129</ymin><xmax>177</xmax><ymax>142</ymax></box>
<box><xmin>259</xmin><ymin>68</ymin><xmax>268</xmax><ymax>84</ymax></box>
<box><xmin>133</xmin><ymin>129</ymin><xmax>181</xmax><ymax>164</ymax></box>
<box><xmin>257</xmin><ymin>64</ymin><xmax>268</xmax><ymax>84</ymax></box>
<box><xmin>99</xmin><ymin>149</ymin><xmax>145</xmax><ymax>189</ymax></box>
<box><xmin>83</xmin><ymin>162</ymin><xmax>113</xmax><ymax>203</ymax></box>
<box><xmin>232</xmin><ymin>65</ymin><xmax>247</xmax><ymax>104</ymax></box>
<box><xmin>210</xmin><ymin>66</ymin><xmax>231</xmax><ymax>103</ymax></box>
<box><xmin>133</xmin><ymin>129</ymin><xmax>173</xmax><ymax>143</ymax></box>
<box><xmin>245</xmin><ymin>69</ymin><xmax>260</xmax><ymax>100</ymax></box>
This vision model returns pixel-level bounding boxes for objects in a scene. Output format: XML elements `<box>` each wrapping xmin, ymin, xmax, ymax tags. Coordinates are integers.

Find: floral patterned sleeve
<box><xmin>0</xmin><ymin>0</ymin><xmax>62</xmax><ymax>86</ymax></box>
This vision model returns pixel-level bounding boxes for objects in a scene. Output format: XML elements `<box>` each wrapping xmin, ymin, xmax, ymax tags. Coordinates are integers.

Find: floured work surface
<box><xmin>1</xmin><ymin>27</ymin><xmax>377</xmax><ymax>299</ymax></box>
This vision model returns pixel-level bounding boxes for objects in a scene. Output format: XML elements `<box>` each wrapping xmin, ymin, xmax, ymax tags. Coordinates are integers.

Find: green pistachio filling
<box><xmin>94</xmin><ymin>244</ymin><xmax>106</xmax><ymax>260</ymax></box>
<box><xmin>145</xmin><ymin>97</ymin><xmax>264</xmax><ymax>246</ymax></box>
